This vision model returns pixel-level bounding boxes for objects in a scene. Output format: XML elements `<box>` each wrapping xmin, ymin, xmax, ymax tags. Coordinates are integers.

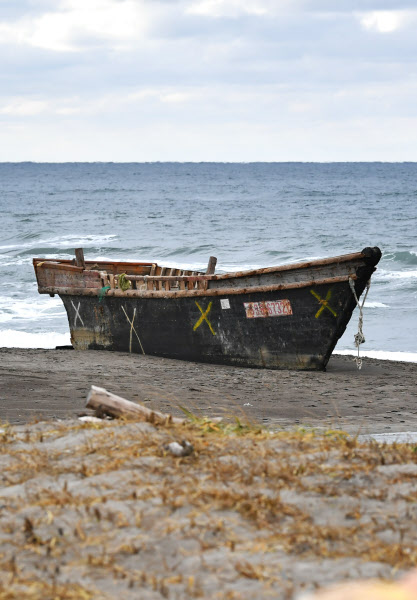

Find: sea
<box><xmin>0</xmin><ymin>162</ymin><xmax>416</xmax><ymax>363</ymax></box>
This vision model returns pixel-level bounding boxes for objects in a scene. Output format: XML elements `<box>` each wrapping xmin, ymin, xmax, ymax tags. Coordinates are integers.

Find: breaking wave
<box><xmin>0</xmin><ymin>234</ymin><xmax>118</xmax><ymax>253</ymax></box>
<box><xmin>0</xmin><ymin>329</ymin><xmax>70</xmax><ymax>349</ymax></box>
<box><xmin>364</xmin><ymin>301</ymin><xmax>389</xmax><ymax>308</ymax></box>
<box><xmin>0</xmin><ymin>295</ymin><xmax>66</xmax><ymax>324</ymax></box>
<box><xmin>383</xmin><ymin>250</ymin><xmax>417</xmax><ymax>265</ymax></box>
<box><xmin>335</xmin><ymin>350</ymin><xmax>417</xmax><ymax>363</ymax></box>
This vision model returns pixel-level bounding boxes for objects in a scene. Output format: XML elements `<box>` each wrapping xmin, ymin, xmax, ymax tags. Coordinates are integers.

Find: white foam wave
<box><xmin>0</xmin><ymin>234</ymin><xmax>118</xmax><ymax>252</ymax></box>
<box><xmin>335</xmin><ymin>350</ymin><xmax>417</xmax><ymax>363</ymax></box>
<box><xmin>1</xmin><ymin>254</ymin><xmax>76</xmax><ymax>267</ymax></box>
<box><xmin>219</xmin><ymin>263</ymin><xmax>264</xmax><ymax>272</ymax></box>
<box><xmin>0</xmin><ymin>257</ymin><xmax>33</xmax><ymax>267</ymax></box>
<box><xmin>383</xmin><ymin>250</ymin><xmax>417</xmax><ymax>261</ymax></box>
<box><xmin>0</xmin><ymin>329</ymin><xmax>71</xmax><ymax>349</ymax></box>
<box><xmin>364</xmin><ymin>301</ymin><xmax>389</xmax><ymax>308</ymax></box>
<box><xmin>0</xmin><ymin>295</ymin><xmax>66</xmax><ymax>323</ymax></box>
<box><xmin>377</xmin><ymin>269</ymin><xmax>417</xmax><ymax>280</ymax></box>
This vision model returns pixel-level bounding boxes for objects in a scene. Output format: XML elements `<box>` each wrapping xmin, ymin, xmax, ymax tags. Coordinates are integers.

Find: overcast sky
<box><xmin>1</xmin><ymin>0</ymin><xmax>417</xmax><ymax>161</ymax></box>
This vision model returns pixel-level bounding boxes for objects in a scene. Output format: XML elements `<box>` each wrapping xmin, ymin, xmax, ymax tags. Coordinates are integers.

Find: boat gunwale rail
<box><xmin>38</xmin><ymin>273</ymin><xmax>357</xmax><ymax>299</ymax></box>
<box><xmin>210</xmin><ymin>250</ymin><xmax>368</xmax><ymax>280</ymax></box>
<box><xmin>125</xmin><ymin>274</ymin><xmax>211</xmax><ymax>282</ymax></box>
<box><xmin>33</xmin><ymin>249</ymin><xmax>372</xmax><ymax>281</ymax></box>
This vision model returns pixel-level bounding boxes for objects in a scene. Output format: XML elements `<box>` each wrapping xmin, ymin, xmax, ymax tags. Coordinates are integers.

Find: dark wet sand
<box><xmin>0</xmin><ymin>348</ymin><xmax>416</xmax><ymax>434</ymax></box>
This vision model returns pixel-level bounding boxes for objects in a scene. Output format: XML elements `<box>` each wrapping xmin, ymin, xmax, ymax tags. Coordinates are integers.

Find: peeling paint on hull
<box><xmin>70</xmin><ymin>328</ymin><xmax>113</xmax><ymax>351</ymax></box>
<box><xmin>61</xmin><ymin>279</ymin><xmax>366</xmax><ymax>371</ymax></box>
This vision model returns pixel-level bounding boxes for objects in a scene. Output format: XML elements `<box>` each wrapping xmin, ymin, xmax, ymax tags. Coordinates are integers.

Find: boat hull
<box><xmin>34</xmin><ymin>246</ymin><xmax>381</xmax><ymax>370</ymax></box>
<box><xmin>61</xmin><ymin>277</ymin><xmax>368</xmax><ymax>370</ymax></box>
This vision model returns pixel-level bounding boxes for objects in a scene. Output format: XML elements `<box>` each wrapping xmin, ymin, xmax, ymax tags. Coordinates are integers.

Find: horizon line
<box><xmin>1</xmin><ymin>160</ymin><xmax>417</xmax><ymax>165</ymax></box>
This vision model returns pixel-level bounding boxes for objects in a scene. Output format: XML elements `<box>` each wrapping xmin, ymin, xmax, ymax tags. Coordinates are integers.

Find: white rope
<box><xmin>349</xmin><ymin>277</ymin><xmax>371</xmax><ymax>370</ymax></box>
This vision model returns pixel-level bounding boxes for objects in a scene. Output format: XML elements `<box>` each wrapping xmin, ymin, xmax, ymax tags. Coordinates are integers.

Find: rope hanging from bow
<box><xmin>349</xmin><ymin>277</ymin><xmax>371</xmax><ymax>370</ymax></box>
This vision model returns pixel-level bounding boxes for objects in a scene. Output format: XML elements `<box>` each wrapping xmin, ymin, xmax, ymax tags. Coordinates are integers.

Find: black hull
<box><xmin>61</xmin><ymin>277</ymin><xmax>369</xmax><ymax>371</ymax></box>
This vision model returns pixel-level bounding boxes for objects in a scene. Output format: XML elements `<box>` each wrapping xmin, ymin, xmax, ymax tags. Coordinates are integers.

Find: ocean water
<box><xmin>0</xmin><ymin>162</ymin><xmax>416</xmax><ymax>362</ymax></box>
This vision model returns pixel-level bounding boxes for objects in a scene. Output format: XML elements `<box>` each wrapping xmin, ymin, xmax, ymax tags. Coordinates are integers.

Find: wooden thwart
<box><xmin>86</xmin><ymin>385</ymin><xmax>185</xmax><ymax>424</ymax></box>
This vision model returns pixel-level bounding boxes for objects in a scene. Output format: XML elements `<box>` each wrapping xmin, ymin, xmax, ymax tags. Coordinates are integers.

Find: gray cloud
<box><xmin>0</xmin><ymin>0</ymin><xmax>416</xmax><ymax>160</ymax></box>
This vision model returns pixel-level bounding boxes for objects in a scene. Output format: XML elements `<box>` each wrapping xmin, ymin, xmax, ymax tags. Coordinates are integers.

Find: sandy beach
<box><xmin>1</xmin><ymin>349</ymin><xmax>417</xmax><ymax>598</ymax></box>
<box><xmin>1</xmin><ymin>348</ymin><xmax>416</xmax><ymax>435</ymax></box>
<box><xmin>0</xmin><ymin>397</ymin><xmax>416</xmax><ymax>599</ymax></box>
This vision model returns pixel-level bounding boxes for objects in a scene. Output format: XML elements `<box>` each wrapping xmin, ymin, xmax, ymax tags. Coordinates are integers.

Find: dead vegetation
<box><xmin>0</xmin><ymin>415</ymin><xmax>416</xmax><ymax>599</ymax></box>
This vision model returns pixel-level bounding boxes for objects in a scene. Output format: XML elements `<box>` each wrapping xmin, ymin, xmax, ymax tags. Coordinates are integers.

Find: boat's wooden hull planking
<box><xmin>34</xmin><ymin>247</ymin><xmax>382</xmax><ymax>370</ymax></box>
<box><xmin>60</xmin><ymin>276</ymin><xmax>367</xmax><ymax>370</ymax></box>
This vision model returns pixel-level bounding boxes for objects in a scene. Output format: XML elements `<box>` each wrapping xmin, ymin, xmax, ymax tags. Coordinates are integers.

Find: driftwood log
<box><xmin>86</xmin><ymin>385</ymin><xmax>185</xmax><ymax>424</ymax></box>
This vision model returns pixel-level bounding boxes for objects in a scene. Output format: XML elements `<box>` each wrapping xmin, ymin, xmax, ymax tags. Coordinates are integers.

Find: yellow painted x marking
<box><xmin>193</xmin><ymin>301</ymin><xmax>216</xmax><ymax>335</ymax></box>
<box><xmin>310</xmin><ymin>288</ymin><xmax>338</xmax><ymax>319</ymax></box>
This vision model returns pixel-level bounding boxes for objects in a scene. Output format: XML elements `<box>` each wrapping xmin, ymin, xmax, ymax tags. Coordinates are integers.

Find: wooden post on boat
<box><xmin>75</xmin><ymin>248</ymin><xmax>86</xmax><ymax>269</ymax></box>
<box><xmin>86</xmin><ymin>385</ymin><xmax>185</xmax><ymax>424</ymax></box>
<box><xmin>206</xmin><ymin>256</ymin><xmax>217</xmax><ymax>275</ymax></box>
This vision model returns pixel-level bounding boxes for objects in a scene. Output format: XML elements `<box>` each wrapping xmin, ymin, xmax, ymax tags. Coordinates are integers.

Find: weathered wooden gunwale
<box><xmin>211</xmin><ymin>250</ymin><xmax>366</xmax><ymax>279</ymax></box>
<box><xmin>33</xmin><ymin>250</ymin><xmax>367</xmax><ymax>298</ymax></box>
<box><xmin>33</xmin><ymin>250</ymin><xmax>365</xmax><ymax>281</ymax></box>
<box><xmin>37</xmin><ymin>274</ymin><xmax>357</xmax><ymax>299</ymax></box>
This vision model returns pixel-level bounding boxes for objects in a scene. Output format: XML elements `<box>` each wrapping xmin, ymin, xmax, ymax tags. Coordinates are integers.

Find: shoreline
<box><xmin>1</xmin><ymin>348</ymin><xmax>416</xmax><ymax>433</ymax></box>
<box><xmin>1</xmin><ymin>332</ymin><xmax>417</xmax><ymax>364</ymax></box>
<box><xmin>335</xmin><ymin>349</ymin><xmax>417</xmax><ymax>363</ymax></box>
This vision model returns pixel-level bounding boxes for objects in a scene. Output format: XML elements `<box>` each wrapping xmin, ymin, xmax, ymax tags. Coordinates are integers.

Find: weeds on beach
<box><xmin>0</xmin><ymin>414</ymin><xmax>416</xmax><ymax>599</ymax></box>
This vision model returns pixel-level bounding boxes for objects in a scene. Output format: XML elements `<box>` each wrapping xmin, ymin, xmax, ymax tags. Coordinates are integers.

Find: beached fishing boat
<box><xmin>33</xmin><ymin>247</ymin><xmax>381</xmax><ymax>370</ymax></box>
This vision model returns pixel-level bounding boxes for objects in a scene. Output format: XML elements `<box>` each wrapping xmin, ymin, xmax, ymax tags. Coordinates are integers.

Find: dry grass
<box><xmin>0</xmin><ymin>416</ymin><xmax>416</xmax><ymax>599</ymax></box>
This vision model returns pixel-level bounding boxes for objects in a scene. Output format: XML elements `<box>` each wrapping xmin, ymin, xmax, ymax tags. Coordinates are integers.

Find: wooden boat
<box><xmin>33</xmin><ymin>246</ymin><xmax>381</xmax><ymax>370</ymax></box>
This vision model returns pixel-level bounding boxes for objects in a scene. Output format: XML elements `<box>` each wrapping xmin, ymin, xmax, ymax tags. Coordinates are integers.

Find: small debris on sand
<box><xmin>163</xmin><ymin>440</ymin><xmax>194</xmax><ymax>457</ymax></box>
